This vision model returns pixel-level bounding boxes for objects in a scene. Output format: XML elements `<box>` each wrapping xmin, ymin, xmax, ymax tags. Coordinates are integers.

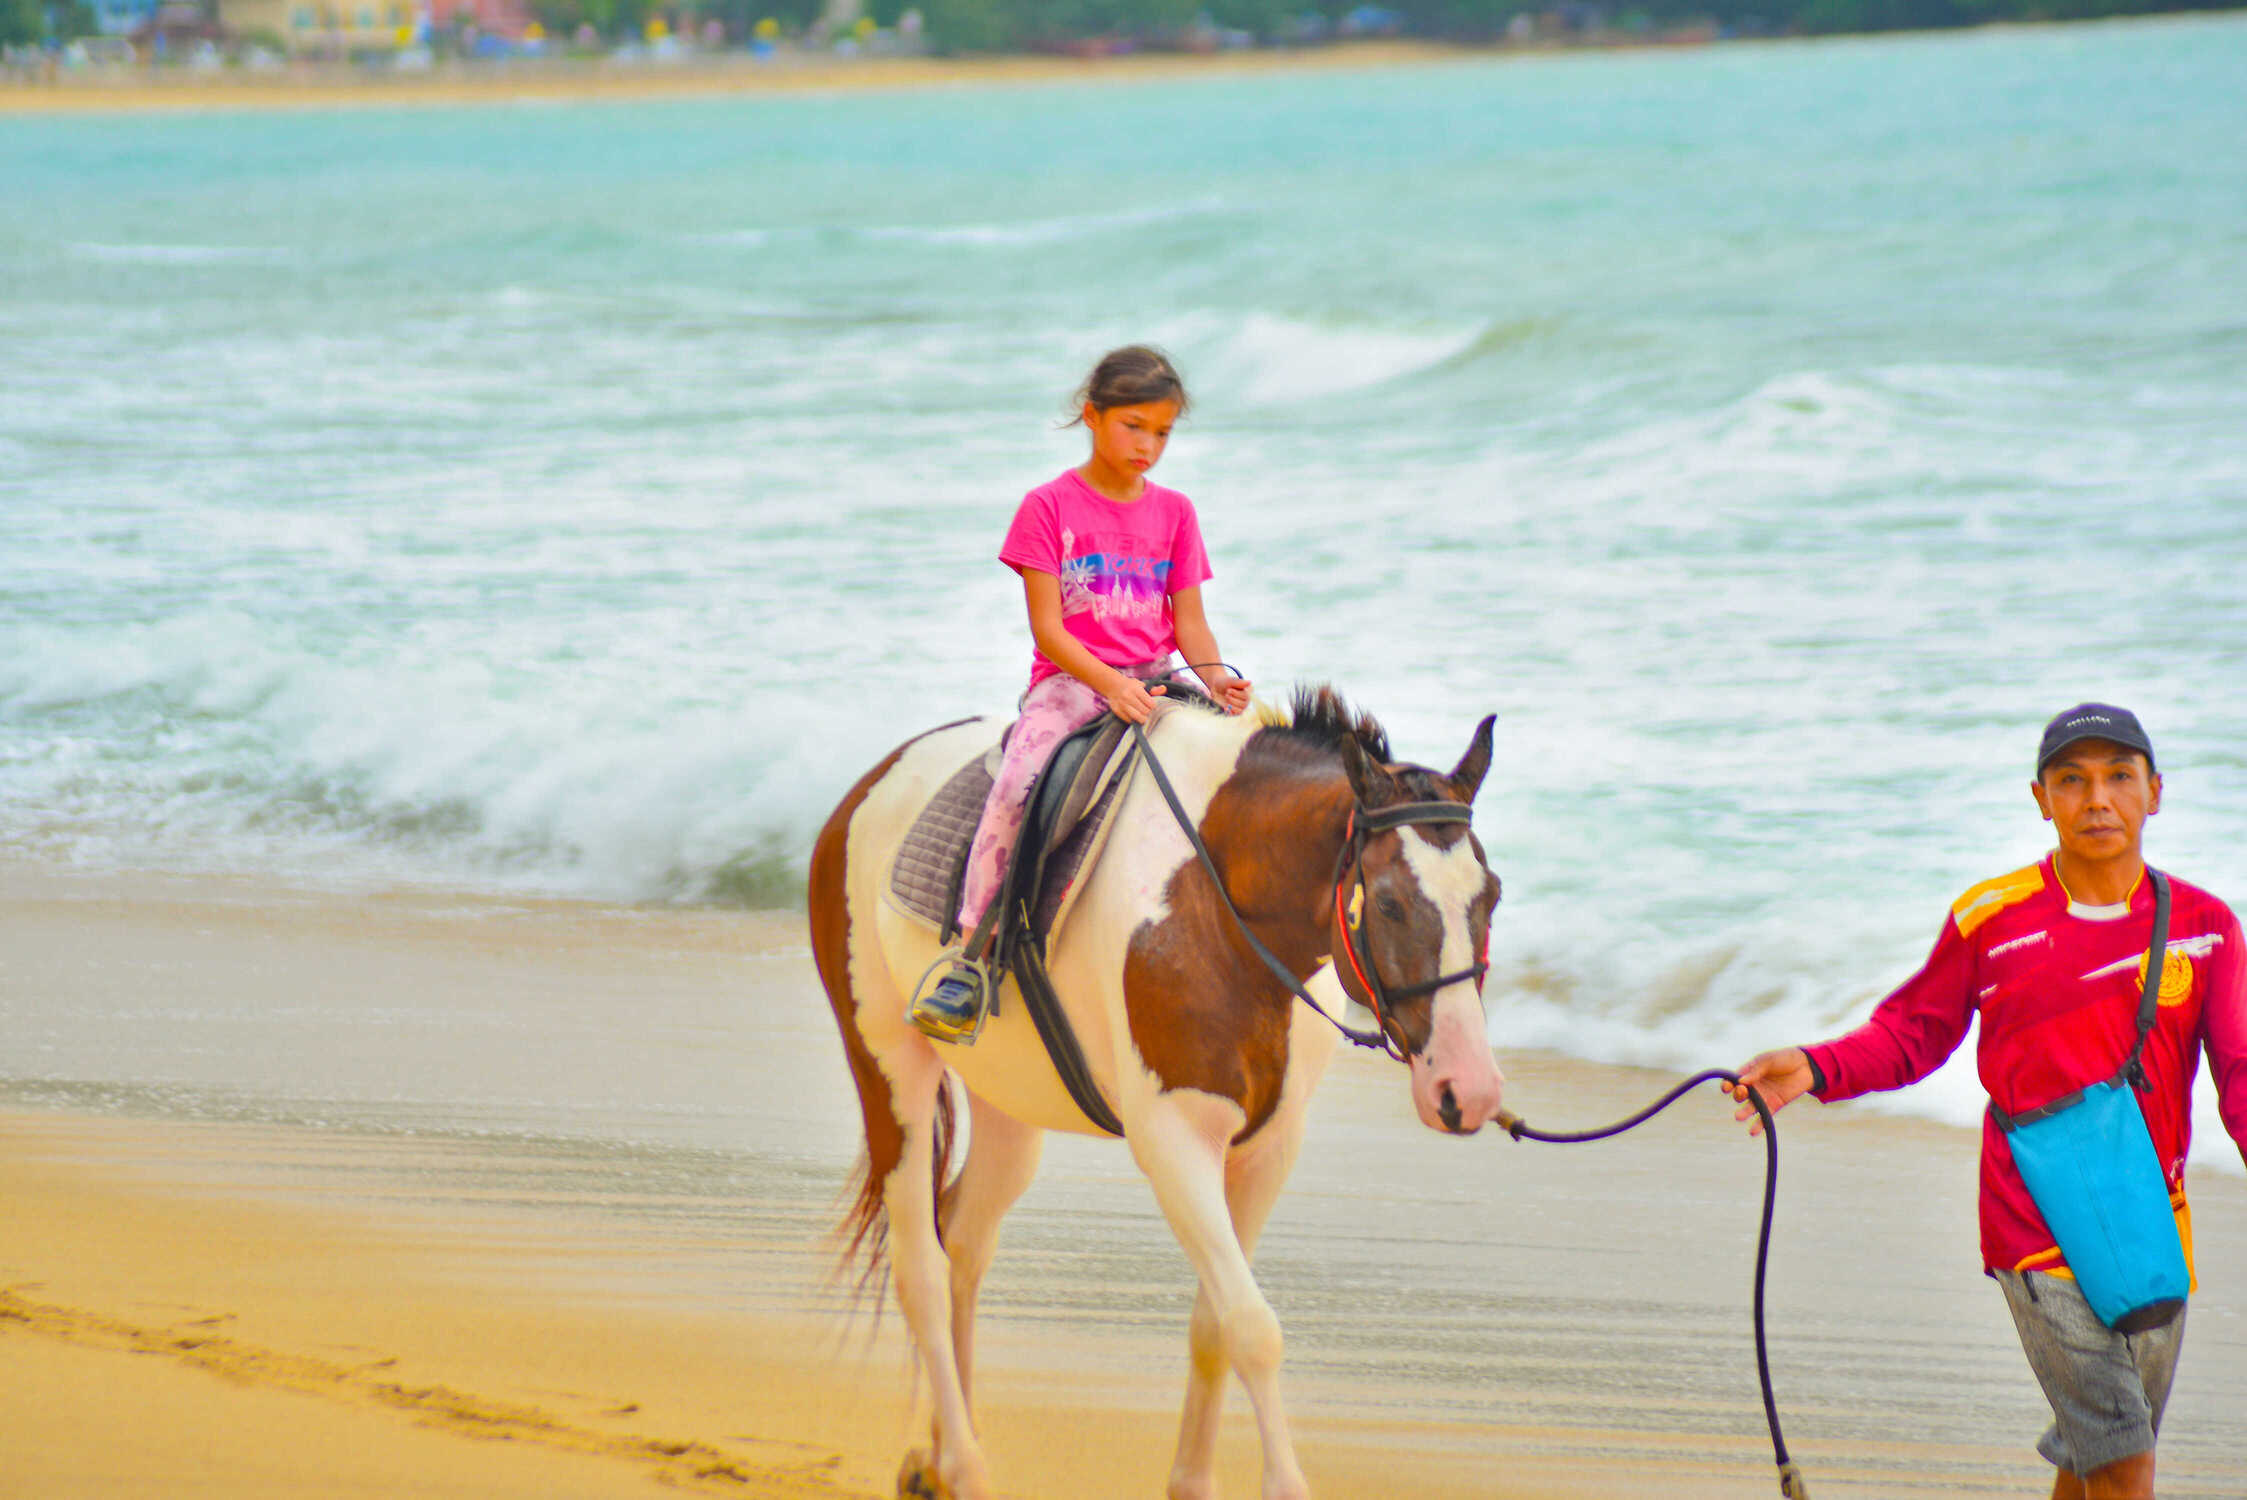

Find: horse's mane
<box><xmin>1260</xmin><ymin>684</ymin><xmax>1391</xmax><ymax>766</ymax></box>
<box><xmin>1256</xmin><ymin>685</ymin><xmax>1465</xmax><ymax>802</ymax></box>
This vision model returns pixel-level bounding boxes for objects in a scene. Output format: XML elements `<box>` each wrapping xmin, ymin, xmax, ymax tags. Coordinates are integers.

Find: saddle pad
<box><xmin>888</xmin><ymin>747</ymin><xmax>996</xmax><ymax>929</ymax></box>
<box><xmin>885</xmin><ymin>729</ymin><xmax>1138</xmax><ymax>939</ymax></box>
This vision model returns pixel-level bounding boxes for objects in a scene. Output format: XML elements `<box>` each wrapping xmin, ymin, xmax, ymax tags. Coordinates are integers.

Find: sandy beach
<box><xmin>0</xmin><ymin>40</ymin><xmax>1481</xmax><ymax>115</ymax></box>
<box><xmin>2</xmin><ymin>861</ymin><xmax>2243</xmax><ymax>1498</ymax></box>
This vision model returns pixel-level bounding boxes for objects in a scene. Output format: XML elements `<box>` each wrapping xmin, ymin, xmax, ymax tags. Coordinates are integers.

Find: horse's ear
<box><xmin>1340</xmin><ymin>734</ymin><xmax>1396</xmax><ymax>806</ymax></box>
<box><xmin>1449</xmin><ymin>715</ymin><xmax>1495</xmax><ymax>804</ymax></box>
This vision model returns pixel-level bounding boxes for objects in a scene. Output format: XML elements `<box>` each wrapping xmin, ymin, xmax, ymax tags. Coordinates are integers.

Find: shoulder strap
<box><xmin>2121</xmin><ymin>868</ymin><xmax>2171</xmax><ymax>1090</ymax></box>
<box><xmin>1990</xmin><ymin>865</ymin><xmax>2172</xmax><ymax>1130</ymax></box>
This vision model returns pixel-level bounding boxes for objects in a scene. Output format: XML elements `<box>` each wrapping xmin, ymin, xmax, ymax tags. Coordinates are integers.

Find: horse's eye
<box><xmin>1377</xmin><ymin>895</ymin><xmax>1406</xmax><ymax>922</ymax></box>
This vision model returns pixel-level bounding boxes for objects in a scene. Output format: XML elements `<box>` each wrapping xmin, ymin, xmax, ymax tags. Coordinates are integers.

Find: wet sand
<box><xmin>0</xmin><ymin>42</ymin><xmax>1471</xmax><ymax>116</ymax></box>
<box><xmin>2</xmin><ymin>864</ymin><xmax>2243</xmax><ymax>1497</ymax></box>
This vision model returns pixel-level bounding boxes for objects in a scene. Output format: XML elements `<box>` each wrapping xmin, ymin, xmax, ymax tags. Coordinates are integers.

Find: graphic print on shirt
<box><xmin>2076</xmin><ymin>940</ymin><xmax>2209</xmax><ymax>1005</ymax></box>
<box><xmin>1056</xmin><ymin>525</ymin><xmax>1175</xmax><ymax>630</ymax></box>
<box><xmin>2143</xmin><ymin>947</ymin><xmax>2197</xmax><ymax>1006</ymax></box>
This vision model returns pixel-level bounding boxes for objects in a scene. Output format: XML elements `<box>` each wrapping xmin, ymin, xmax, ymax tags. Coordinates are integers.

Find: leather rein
<box><xmin>1127</xmin><ymin>719</ymin><xmax>1490</xmax><ymax>1063</ymax></box>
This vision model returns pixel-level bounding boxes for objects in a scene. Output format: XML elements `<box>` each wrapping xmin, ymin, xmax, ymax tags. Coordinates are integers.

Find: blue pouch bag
<box><xmin>1991</xmin><ymin>869</ymin><xmax>2188</xmax><ymax>1333</ymax></box>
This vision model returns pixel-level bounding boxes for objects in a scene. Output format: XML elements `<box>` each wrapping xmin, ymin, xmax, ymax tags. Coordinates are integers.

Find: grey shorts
<box><xmin>1994</xmin><ymin>1269</ymin><xmax>2186</xmax><ymax>1475</ymax></box>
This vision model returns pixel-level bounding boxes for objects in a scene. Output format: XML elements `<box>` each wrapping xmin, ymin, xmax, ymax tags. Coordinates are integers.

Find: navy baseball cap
<box><xmin>2036</xmin><ymin>703</ymin><xmax>2156</xmax><ymax>778</ymax></box>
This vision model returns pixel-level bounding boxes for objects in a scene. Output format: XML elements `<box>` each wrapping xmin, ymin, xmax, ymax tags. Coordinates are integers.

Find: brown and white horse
<box><xmin>806</xmin><ymin>687</ymin><xmax>1506</xmax><ymax>1500</ymax></box>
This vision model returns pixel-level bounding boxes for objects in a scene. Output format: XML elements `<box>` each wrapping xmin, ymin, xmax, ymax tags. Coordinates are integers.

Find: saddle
<box><xmin>887</xmin><ymin>688</ymin><xmax>1210</xmax><ymax>1138</ymax></box>
<box><xmin>886</xmin><ymin>711</ymin><xmax>1139</xmax><ymax>952</ymax></box>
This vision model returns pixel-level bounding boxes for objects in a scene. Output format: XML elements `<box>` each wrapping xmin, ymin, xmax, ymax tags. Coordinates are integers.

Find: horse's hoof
<box><xmin>897</xmin><ymin>1448</ymin><xmax>949</xmax><ymax>1499</ymax></box>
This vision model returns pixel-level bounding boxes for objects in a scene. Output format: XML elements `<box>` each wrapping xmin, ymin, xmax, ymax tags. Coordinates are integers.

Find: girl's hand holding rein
<box><xmin>1207</xmin><ymin>673</ymin><xmax>1253</xmax><ymax>716</ymax></box>
<box><xmin>1102</xmin><ymin>671</ymin><xmax>1167</xmax><ymax>725</ymax></box>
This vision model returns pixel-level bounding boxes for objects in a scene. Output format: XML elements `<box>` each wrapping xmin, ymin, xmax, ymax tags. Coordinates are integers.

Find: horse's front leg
<box><xmin>1131</xmin><ymin>1088</ymin><xmax>1309</xmax><ymax>1500</ymax></box>
<box><xmin>1169</xmin><ymin>1096</ymin><xmax>1319</xmax><ymax>1500</ymax></box>
<box><xmin>881</xmin><ymin>1051</ymin><xmax>992</xmax><ymax>1500</ymax></box>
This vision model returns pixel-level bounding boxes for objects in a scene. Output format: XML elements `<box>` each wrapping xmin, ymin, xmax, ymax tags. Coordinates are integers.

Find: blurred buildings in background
<box><xmin>5</xmin><ymin>0</ymin><xmax>2226</xmax><ymax>71</ymax></box>
<box><xmin>215</xmin><ymin>0</ymin><xmax>532</xmax><ymax>54</ymax></box>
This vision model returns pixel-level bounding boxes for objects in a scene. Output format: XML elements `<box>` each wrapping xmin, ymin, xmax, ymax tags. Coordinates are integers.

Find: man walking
<box><xmin>1731</xmin><ymin>704</ymin><xmax>2246</xmax><ymax>1500</ymax></box>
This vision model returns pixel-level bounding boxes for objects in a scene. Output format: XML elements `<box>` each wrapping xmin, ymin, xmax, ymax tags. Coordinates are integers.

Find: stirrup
<box><xmin>908</xmin><ymin>950</ymin><xmax>995</xmax><ymax>1046</ymax></box>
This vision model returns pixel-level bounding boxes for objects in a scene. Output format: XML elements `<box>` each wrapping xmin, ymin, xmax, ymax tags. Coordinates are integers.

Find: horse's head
<box><xmin>1336</xmin><ymin>716</ymin><xmax>1506</xmax><ymax>1135</ymax></box>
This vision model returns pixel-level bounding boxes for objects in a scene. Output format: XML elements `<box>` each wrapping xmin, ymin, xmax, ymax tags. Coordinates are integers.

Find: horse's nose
<box><xmin>1414</xmin><ymin>990</ymin><xmax>1505</xmax><ymax>1133</ymax></box>
<box><xmin>1429</xmin><ymin>1058</ymin><xmax>1506</xmax><ymax>1135</ymax></box>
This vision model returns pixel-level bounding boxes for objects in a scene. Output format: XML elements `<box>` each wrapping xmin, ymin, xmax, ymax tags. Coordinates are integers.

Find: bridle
<box><xmin>1128</xmin><ymin>719</ymin><xmax>1492</xmax><ymax>1064</ymax></box>
<box><xmin>1330</xmin><ymin>800</ymin><xmax>1493</xmax><ymax>1060</ymax></box>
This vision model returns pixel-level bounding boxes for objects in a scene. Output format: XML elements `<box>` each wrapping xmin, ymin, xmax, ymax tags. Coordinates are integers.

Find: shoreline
<box><xmin>0</xmin><ymin>40</ymin><xmax>1479</xmax><ymax>115</ymax></box>
<box><xmin>6</xmin><ymin>14</ymin><xmax>2241</xmax><ymax>118</ymax></box>
<box><xmin>3</xmin><ymin>860</ymin><xmax>2245</xmax><ymax>1495</ymax></box>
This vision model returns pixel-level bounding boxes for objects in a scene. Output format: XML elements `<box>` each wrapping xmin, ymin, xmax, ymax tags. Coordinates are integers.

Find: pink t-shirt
<box><xmin>1000</xmin><ymin>469</ymin><xmax>1214</xmax><ymax>686</ymax></box>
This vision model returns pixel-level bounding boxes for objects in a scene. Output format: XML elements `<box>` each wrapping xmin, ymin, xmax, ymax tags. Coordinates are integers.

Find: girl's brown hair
<box><xmin>1070</xmin><ymin>345</ymin><xmax>1191</xmax><ymax>422</ymax></box>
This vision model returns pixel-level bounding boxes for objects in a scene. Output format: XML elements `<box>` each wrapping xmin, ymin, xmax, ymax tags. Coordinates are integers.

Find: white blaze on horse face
<box><xmin>1397</xmin><ymin>827</ymin><xmax>1505</xmax><ymax>1133</ymax></box>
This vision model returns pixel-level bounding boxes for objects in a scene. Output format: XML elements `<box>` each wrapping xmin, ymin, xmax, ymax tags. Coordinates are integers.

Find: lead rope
<box><xmin>1497</xmin><ymin>1070</ymin><xmax>1808</xmax><ymax>1499</ymax></box>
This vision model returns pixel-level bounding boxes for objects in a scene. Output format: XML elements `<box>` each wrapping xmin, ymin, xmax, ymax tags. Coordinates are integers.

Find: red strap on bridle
<box><xmin>1330</xmin><ymin>805</ymin><xmax>1491</xmax><ymax>1059</ymax></box>
<box><xmin>1329</xmin><ymin>808</ymin><xmax>1395</xmax><ymax>1055</ymax></box>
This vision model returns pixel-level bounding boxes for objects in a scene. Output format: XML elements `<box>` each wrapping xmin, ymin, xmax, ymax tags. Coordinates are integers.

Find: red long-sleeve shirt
<box><xmin>1806</xmin><ymin>856</ymin><xmax>2247</xmax><ymax>1276</ymax></box>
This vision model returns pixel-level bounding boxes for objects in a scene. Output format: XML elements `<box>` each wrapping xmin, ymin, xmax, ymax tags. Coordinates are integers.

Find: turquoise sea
<box><xmin>4</xmin><ymin>16</ymin><xmax>2245</xmax><ymax>1155</ymax></box>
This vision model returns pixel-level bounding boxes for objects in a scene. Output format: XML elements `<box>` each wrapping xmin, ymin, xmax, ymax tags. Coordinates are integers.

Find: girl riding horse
<box><xmin>914</xmin><ymin>346</ymin><xmax>1254</xmax><ymax>1041</ymax></box>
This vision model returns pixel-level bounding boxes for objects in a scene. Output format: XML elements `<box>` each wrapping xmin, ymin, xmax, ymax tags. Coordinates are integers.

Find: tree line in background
<box><xmin>4</xmin><ymin>0</ymin><xmax>2237</xmax><ymax>57</ymax></box>
<box><xmin>4</xmin><ymin>0</ymin><xmax>74</xmax><ymax>45</ymax></box>
<box><xmin>913</xmin><ymin>0</ymin><xmax>2219</xmax><ymax>46</ymax></box>
<box><xmin>702</xmin><ymin>0</ymin><xmax>2236</xmax><ymax>44</ymax></box>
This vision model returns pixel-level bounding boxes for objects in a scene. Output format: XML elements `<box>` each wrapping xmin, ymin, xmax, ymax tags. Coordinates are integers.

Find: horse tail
<box><xmin>832</xmin><ymin>1075</ymin><xmax>957</xmax><ymax>1312</ymax></box>
<box><xmin>808</xmin><ymin>735</ymin><xmax>961</xmax><ymax>1309</ymax></box>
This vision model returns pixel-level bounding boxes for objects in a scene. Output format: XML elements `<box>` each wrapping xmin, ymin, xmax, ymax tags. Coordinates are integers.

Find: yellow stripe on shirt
<box><xmin>1952</xmin><ymin>864</ymin><xmax>2046</xmax><ymax>940</ymax></box>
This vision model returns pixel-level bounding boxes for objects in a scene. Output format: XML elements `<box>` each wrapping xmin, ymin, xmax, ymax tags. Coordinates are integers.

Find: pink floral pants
<box><xmin>956</xmin><ymin>659</ymin><xmax>1171</xmax><ymax>944</ymax></box>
